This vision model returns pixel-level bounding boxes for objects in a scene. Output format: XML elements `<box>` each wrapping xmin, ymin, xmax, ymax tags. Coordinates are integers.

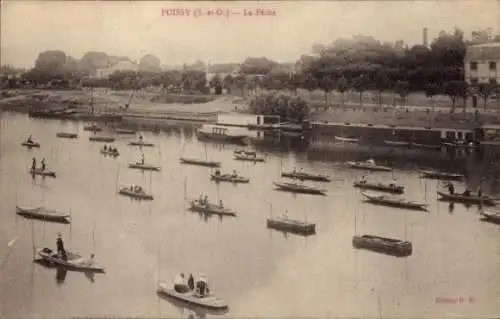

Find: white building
<box><xmin>94</xmin><ymin>60</ymin><xmax>139</xmax><ymax>78</ymax></box>
<box><xmin>465</xmin><ymin>42</ymin><xmax>500</xmax><ymax>107</ymax></box>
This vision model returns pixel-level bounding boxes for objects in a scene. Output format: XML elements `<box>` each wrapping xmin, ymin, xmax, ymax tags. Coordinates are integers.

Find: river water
<box><xmin>0</xmin><ymin>112</ymin><xmax>499</xmax><ymax>319</ymax></box>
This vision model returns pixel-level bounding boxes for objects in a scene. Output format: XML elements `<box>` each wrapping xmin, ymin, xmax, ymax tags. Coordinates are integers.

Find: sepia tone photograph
<box><xmin>1</xmin><ymin>1</ymin><xmax>499</xmax><ymax>318</ymax></box>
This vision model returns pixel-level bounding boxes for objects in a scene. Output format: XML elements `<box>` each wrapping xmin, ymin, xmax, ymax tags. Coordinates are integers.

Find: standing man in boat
<box><xmin>196</xmin><ymin>274</ymin><xmax>209</xmax><ymax>296</ymax></box>
<box><xmin>141</xmin><ymin>154</ymin><xmax>145</xmax><ymax>165</ymax></box>
<box><xmin>27</xmin><ymin>135</ymin><xmax>33</xmax><ymax>143</ymax></box>
<box><xmin>447</xmin><ymin>183</ymin><xmax>455</xmax><ymax>195</ymax></box>
<box><xmin>40</xmin><ymin>158</ymin><xmax>46</xmax><ymax>171</ymax></box>
<box><xmin>56</xmin><ymin>233</ymin><xmax>67</xmax><ymax>261</ymax></box>
<box><xmin>187</xmin><ymin>274</ymin><xmax>195</xmax><ymax>291</ymax></box>
<box><xmin>31</xmin><ymin>158</ymin><xmax>36</xmax><ymax>171</ymax></box>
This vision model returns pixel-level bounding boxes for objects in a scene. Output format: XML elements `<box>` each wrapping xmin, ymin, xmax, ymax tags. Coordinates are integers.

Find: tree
<box><xmin>425</xmin><ymin>83</ymin><xmax>441</xmax><ymax>109</ymax></box>
<box><xmin>477</xmin><ymin>82</ymin><xmax>498</xmax><ymax>110</ymax></box>
<box><xmin>302</xmin><ymin>73</ymin><xmax>317</xmax><ymax>100</ymax></box>
<box><xmin>233</xmin><ymin>74</ymin><xmax>247</xmax><ymax>96</ymax></box>
<box><xmin>372</xmin><ymin>68</ymin><xmax>390</xmax><ymax>107</ymax></box>
<box><xmin>240</xmin><ymin>57</ymin><xmax>278</xmax><ymax>75</ymax></box>
<box><xmin>394</xmin><ymin>80</ymin><xmax>410</xmax><ymax>106</ymax></box>
<box><xmin>139</xmin><ymin>54</ymin><xmax>161</xmax><ymax>72</ymax></box>
<box><xmin>248</xmin><ymin>93</ymin><xmax>309</xmax><ymax>123</ymax></box>
<box><xmin>444</xmin><ymin>80</ymin><xmax>468</xmax><ymax>112</ymax></box>
<box><xmin>288</xmin><ymin>73</ymin><xmax>304</xmax><ymax>96</ymax></box>
<box><xmin>352</xmin><ymin>74</ymin><xmax>370</xmax><ymax>106</ymax></box>
<box><xmin>318</xmin><ymin>75</ymin><xmax>336</xmax><ymax>105</ymax></box>
<box><xmin>222</xmin><ymin>74</ymin><xmax>234</xmax><ymax>93</ymax></box>
<box><xmin>209</xmin><ymin>74</ymin><xmax>223</xmax><ymax>95</ymax></box>
<box><xmin>336</xmin><ymin>76</ymin><xmax>349</xmax><ymax>106</ymax></box>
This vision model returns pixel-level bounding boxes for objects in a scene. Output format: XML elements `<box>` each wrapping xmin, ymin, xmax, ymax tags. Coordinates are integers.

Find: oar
<box><xmin>1</xmin><ymin>237</ymin><xmax>19</xmax><ymax>269</ymax></box>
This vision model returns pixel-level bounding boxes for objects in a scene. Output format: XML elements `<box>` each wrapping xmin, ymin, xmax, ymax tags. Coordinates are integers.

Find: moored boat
<box><xmin>384</xmin><ymin>140</ymin><xmax>410</xmax><ymax>147</ymax></box>
<box><xmin>128</xmin><ymin>140</ymin><xmax>155</xmax><ymax>147</ymax></box>
<box><xmin>100</xmin><ymin>148</ymin><xmax>119</xmax><ymax>156</ymax></box>
<box><xmin>16</xmin><ymin>206</ymin><xmax>70</xmax><ymax>223</ymax></box>
<box><xmin>157</xmin><ymin>282</ymin><xmax>228</xmax><ymax>310</ymax></box>
<box><xmin>346</xmin><ymin>159</ymin><xmax>392</xmax><ymax>172</ymax></box>
<box><xmin>118</xmin><ymin>186</ymin><xmax>154</xmax><ymax>200</ymax></box>
<box><xmin>361</xmin><ymin>192</ymin><xmax>428</xmax><ymax>210</ymax></box>
<box><xmin>273</xmin><ymin>180</ymin><xmax>326</xmax><ymax>195</ymax></box>
<box><xmin>281</xmin><ymin>170</ymin><xmax>331</xmax><ymax>182</ymax></box>
<box><xmin>210</xmin><ymin>171</ymin><xmax>249</xmax><ymax>183</ymax></box>
<box><xmin>83</xmin><ymin>124</ymin><xmax>102</xmax><ymax>132</ymax></box>
<box><xmin>56</xmin><ymin>132</ymin><xmax>78</xmax><ymax>139</ymax></box>
<box><xmin>128</xmin><ymin>162</ymin><xmax>161</xmax><ymax>171</ymax></box>
<box><xmin>479</xmin><ymin>210</ymin><xmax>500</xmax><ymax>223</ymax></box>
<box><xmin>437</xmin><ymin>191</ymin><xmax>496</xmax><ymax>206</ymax></box>
<box><xmin>189</xmin><ymin>199</ymin><xmax>236</xmax><ymax>216</ymax></box>
<box><xmin>352</xmin><ymin>235</ymin><xmax>412</xmax><ymax>257</ymax></box>
<box><xmin>335</xmin><ymin>136</ymin><xmax>359</xmax><ymax>143</ymax></box>
<box><xmin>36</xmin><ymin>248</ymin><xmax>105</xmax><ymax>273</ymax></box>
<box><xmin>267</xmin><ymin>214</ymin><xmax>316</xmax><ymax>235</ymax></box>
<box><xmin>196</xmin><ymin>125</ymin><xmax>247</xmax><ymax>144</ymax></box>
<box><xmin>419</xmin><ymin>170</ymin><xmax>464</xmax><ymax>181</ymax></box>
<box><xmin>21</xmin><ymin>141</ymin><xmax>40</xmax><ymax>148</ymax></box>
<box><xmin>233</xmin><ymin>152</ymin><xmax>265</xmax><ymax>162</ymax></box>
<box><xmin>115</xmin><ymin>128</ymin><xmax>136</xmax><ymax>135</ymax></box>
<box><xmin>30</xmin><ymin>168</ymin><xmax>56</xmax><ymax>178</ymax></box>
<box><xmin>89</xmin><ymin>136</ymin><xmax>115</xmax><ymax>142</ymax></box>
<box><xmin>353</xmin><ymin>180</ymin><xmax>404</xmax><ymax>194</ymax></box>
<box><xmin>412</xmin><ymin>142</ymin><xmax>441</xmax><ymax>150</ymax></box>
<box><xmin>180</xmin><ymin>157</ymin><xmax>221</xmax><ymax>167</ymax></box>
<box><xmin>233</xmin><ymin>149</ymin><xmax>257</xmax><ymax>156</ymax></box>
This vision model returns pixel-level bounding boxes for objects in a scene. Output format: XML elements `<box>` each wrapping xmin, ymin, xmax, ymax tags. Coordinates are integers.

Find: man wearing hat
<box><xmin>56</xmin><ymin>233</ymin><xmax>67</xmax><ymax>261</ymax></box>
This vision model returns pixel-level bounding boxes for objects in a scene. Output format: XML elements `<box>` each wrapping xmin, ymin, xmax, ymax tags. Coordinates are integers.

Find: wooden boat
<box><xmin>128</xmin><ymin>162</ymin><xmax>160</xmax><ymax>171</ymax></box>
<box><xmin>281</xmin><ymin>171</ymin><xmax>331</xmax><ymax>182</ymax></box>
<box><xmin>479</xmin><ymin>210</ymin><xmax>500</xmax><ymax>223</ymax></box>
<box><xmin>384</xmin><ymin>140</ymin><xmax>410</xmax><ymax>147</ymax></box>
<box><xmin>115</xmin><ymin>128</ymin><xmax>136</xmax><ymax>135</ymax></box>
<box><xmin>335</xmin><ymin>136</ymin><xmax>359</xmax><ymax>143</ymax></box>
<box><xmin>30</xmin><ymin>168</ymin><xmax>56</xmax><ymax>178</ymax></box>
<box><xmin>419</xmin><ymin>170</ymin><xmax>464</xmax><ymax>181</ymax></box>
<box><xmin>361</xmin><ymin>192</ymin><xmax>428</xmax><ymax>210</ymax></box>
<box><xmin>412</xmin><ymin>142</ymin><xmax>441</xmax><ymax>150</ymax></box>
<box><xmin>83</xmin><ymin>124</ymin><xmax>102</xmax><ymax>132</ymax></box>
<box><xmin>157</xmin><ymin>282</ymin><xmax>228</xmax><ymax>310</ymax></box>
<box><xmin>352</xmin><ymin>235</ymin><xmax>412</xmax><ymax>257</ymax></box>
<box><xmin>128</xmin><ymin>140</ymin><xmax>155</xmax><ymax>147</ymax></box>
<box><xmin>273</xmin><ymin>180</ymin><xmax>326</xmax><ymax>195</ymax></box>
<box><xmin>233</xmin><ymin>152</ymin><xmax>265</xmax><ymax>162</ymax></box>
<box><xmin>196</xmin><ymin>125</ymin><xmax>247</xmax><ymax>144</ymax></box>
<box><xmin>267</xmin><ymin>215</ymin><xmax>316</xmax><ymax>235</ymax></box>
<box><xmin>210</xmin><ymin>173</ymin><xmax>249</xmax><ymax>183</ymax></box>
<box><xmin>437</xmin><ymin>191</ymin><xmax>496</xmax><ymax>206</ymax></box>
<box><xmin>16</xmin><ymin>206</ymin><xmax>70</xmax><ymax>223</ymax></box>
<box><xmin>56</xmin><ymin>132</ymin><xmax>78</xmax><ymax>139</ymax></box>
<box><xmin>234</xmin><ymin>149</ymin><xmax>257</xmax><ymax>156</ymax></box>
<box><xmin>21</xmin><ymin>141</ymin><xmax>40</xmax><ymax>148</ymax></box>
<box><xmin>100</xmin><ymin>149</ymin><xmax>119</xmax><ymax>156</ymax></box>
<box><xmin>346</xmin><ymin>160</ymin><xmax>392</xmax><ymax>172</ymax></box>
<box><xmin>89</xmin><ymin>136</ymin><xmax>115</xmax><ymax>142</ymax></box>
<box><xmin>189</xmin><ymin>199</ymin><xmax>236</xmax><ymax>216</ymax></box>
<box><xmin>180</xmin><ymin>157</ymin><xmax>221</xmax><ymax>168</ymax></box>
<box><xmin>118</xmin><ymin>186</ymin><xmax>154</xmax><ymax>200</ymax></box>
<box><xmin>353</xmin><ymin>181</ymin><xmax>404</xmax><ymax>194</ymax></box>
<box><xmin>36</xmin><ymin>248</ymin><xmax>105</xmax><ymax>273</ymax></box>
<box><xmin>442</xmin><ymin>142</ymin><xmax>480</xmax><ymax>150</ymax></box>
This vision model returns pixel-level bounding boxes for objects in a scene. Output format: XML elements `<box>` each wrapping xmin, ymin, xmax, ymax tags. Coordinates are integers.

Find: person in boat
<box><xmin>231</xmin><ymin>169</ymin><xmax>237</xmax><ymax>178</ymax></box>
<box><xmin>448</xmin><ymin>183</ymin><xmax>455</xmax><ymax>195</ymax></box>
<box><xmin>214</xmin><ymin>169</ymin><xmax>221</xmax><ymax>176</ymax></box>
<box><xmin>219</xmin><ymin>200</ymin><xmax>224</xmax><ymax>208</ymax></box>
<box><xmin>40</xmin><ymin>158</ymin><xmax>46</xmax><ymax>171</ymax></box>
<box><xmin>31</xmin><ymin>157</ymin><xmax>36</xmax><ymax>171</ymax></box>
<box><xmin>198</xmin><ymin>194</ymin><xmax>204</xmax><ymax>204</ymax></box>
<box><xmin>56</xmin><ymin>233</ymin><xmax>67</xmax><ymax>261</ymax></box>
<box><xmin>188</xmin><ymin>274</ymin><xmax>195</xmax><ymax>291</ymax></box>
<box><xmin>204</xmin><ymin>194</ymin><xmax>209</xmax><ymax>205</ymax></box>
<box><xmin>141</xmin><ymin>154</ymin><xmax>145</xmax><ymax>165</ymax></box>
<box><xmin>104</xmin><ymin>145</ymin><xmax>107</xmax><ymax>151</ymax></box>
<box><xmin>174</xmin><ymin>273</ymin><xmax>190</xmax><ymax>293</ymax></box>
<box><xmin>477</xmin><ymin>187</ymin><xmax>483</xmax><ymax>198</ymax></box>
<box><xmin>360</xmin><ymin>175</ymin><xmax>367</xmax><ymax>184</ymax></box>
<box><xmin>389</xmin><ymin>178</ymin><xmax>397</xmax><ymax>187</ymax></box>
<box><xmin>139</xmin><ymin>135</ymin><xmax>143</xmax><ymax>141</ymax></box>
<box><xmin>292</xmin><ymin>167</ymin><xmax>296</xmax><ymax>174</ymax></box>
<box><xmin>463</xmin><ymin>188</ymin><xmax>471</xmax><ymax>196</ymax></box>
<box><xmin>195</xmin><ymin>275</ymin><xmax>209</xmax><ymax>297</ymax></box>
<box><xmin>27</xmin><ymin>135</ymin><xmax>33</xmax><ymax>143</ymax></box>
<box><xmin>367</xmin><ymin>159</ymin><xmax>375</xmax><ymax>165</ymax></box>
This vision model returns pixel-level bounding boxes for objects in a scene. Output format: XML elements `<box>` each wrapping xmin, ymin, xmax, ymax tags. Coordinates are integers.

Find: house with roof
<box><xmin>94</xmin><ymin>60</ymin><xmax>139</xmax><ymax>78</ymax></box>
<box><xmin>465</xmin><ymin>42</ymin><xmax>500</xmax><ymax>107</ymax></box>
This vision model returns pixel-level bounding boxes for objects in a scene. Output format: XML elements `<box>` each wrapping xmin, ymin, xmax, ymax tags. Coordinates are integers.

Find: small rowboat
<box><xmin>36</xmin><ymin>248</ymin><xmax>105</xmax><ymax>273</ymax></box>
<box><xmin>30</xmin><ymin>169</ymin><xmax>56</xmax><ymax>178</ymax></box>
<box><xmin>157</xmin><ymin>282</ymin><xmax>228</xmax><ymax>310</ymax></box>
<box><xmin>233</xmin><ymin>153</ymin><xmax>265</xmax><ymax>162</ymax></box>
<box><xmin>116</xmin><ymin>129</ymin><xmax>136</xmax><ymax>135</ymax></box>
<box><xmin>267</xmin><ymin>216</ymin><xmax>316</xmax><ymax>235</ymax></box>
<box><xmin>412</xmin><ymin>143</ymin><xmax>441</xmax><ymax>150</ymax></box>
<box><xmin>353</xmin><ymin>181</ymin><xmax>404</xmax><ymax>194</ymax></box>
<box><xmin>83</xmin><ymin>124</ymin><xmax>102</xmax><ymax>132</ymax></box>
<box><xmin>281</xmin><ymin>171</ymin><xmax>331</xmax><ymax>182</ymax></box>
<box><xmin>479</xmin><ymin>210</ymin><xmax>500</xmax><ymax>223</ymax></box>
<box><xmin>100</xmin><ymin>149</ymin><xmax>119</xmax><ymax>157</ymax></box>
<box><xmin>56</xmin><ymin>132</ymin><xmax>78</xmax><ymax>139</ymax></box>
<box><xmin>16</xmin><ymin>206</ymin><xmax>70</xmax><ymax>224</ymax></box>
<box><xmin>442</xmin><ymin>142</ymin><xmax>480</xmax><ymax>150</ymax></box>
<box><xmin>234</xmin><ymin>149</ymin><xmax>256</xmax><ymax>156</ymax></box>
<box><xmin>346</xmin><ymin>160</ymin><xmax>392</xmax><ymax>172</ymax></box>
<box><xmin>180</xmin><ymin>157</ymin><xmax>221</xmax><ymax>168</ymax></box>
<box><xmin>437</xmin><ymin>191</ymin><xmax>496</xmax><ymax>206</ymax></box>
<box><xmin>89</xmin><ymin>136</ymin><xmax>115</xmax><ymax>142</ymax></box>
<box><xmin>128</xmin><ymin>162</ymin><xmax>161</xmax><ymax>171</ymax></box>
<box><xmin>384</xmin><ymin>140</ymin><xmax>410</xmax><ymax>147</ymax></box>
<box><xmin>210</xmin><ymin>174</ymin><xmax>249</xmax><ymax>183</ymax></box>
<box><xmin>361</xmin><ymin>192</ymin><xmax>428</xmax><ymax>210</ymax></box>
<box><xmin>419</xmin><ymin>170</ymin><xmax>464</xmax><ymax>181</ymax></box>
<box><xmin>352</xmin><ymin>235</ymin><xmax>412</xmax><ymax>257</ymax></box>
<box><xmin>118</xmin><ymin>186</ymin><xmax>154</xmax><ymax>200</ymax></box>
<box><xmin>128</xmin><ymin>141</ymin><xmax>155</xmax><ymax>147</ymax></box>
<box><xmin>189</xmin><ymin>199</ymin><xmax>236</xmax><ymax>216</ymax></box>
<box><xmin>21</xmin><ymin>141</ymin><xmax>40</xmax><ymax>148</ymax></box>
<box><xmin>273</xmin><ymin>181</ymin><xmax>326</xmax><ymax>195</ymax></box>
<box><xmin>335</xmin><ymin>136</ymin><xmax>359</xmax><ymax>143</ymax></box>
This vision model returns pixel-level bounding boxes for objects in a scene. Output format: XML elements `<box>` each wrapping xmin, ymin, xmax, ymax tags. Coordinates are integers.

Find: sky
<box><xmin>1</xmin><ymin>1</ymin><xmax>499</xmax><ymax>68</ymax></box>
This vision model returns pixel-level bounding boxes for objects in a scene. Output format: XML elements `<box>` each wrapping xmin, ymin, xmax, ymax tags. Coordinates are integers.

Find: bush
<box><xmin>248</xmin><ymin>93</ymin><xmax>310</xmax><ymax>123</ymax></box>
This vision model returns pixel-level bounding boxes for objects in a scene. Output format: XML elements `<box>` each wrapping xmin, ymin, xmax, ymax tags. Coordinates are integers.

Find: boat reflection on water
<box><xmin>448</xmin><ymin>202</ymin><xmax>455</xmax><ymax>214</ymax></box>
<box><xmin>34</xmin><ymin>259</ymin><xmax>96</xmax><ymax>284</ymax></box>
<box><xmin>194</xmin><ymin>211</ymin><xmax>228</xmax><ymax>223</ymax></box>
<box><xmin>156</xmin><ymin>291</ymin><xmax>229</xmax><ymax>319</ymax></box>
